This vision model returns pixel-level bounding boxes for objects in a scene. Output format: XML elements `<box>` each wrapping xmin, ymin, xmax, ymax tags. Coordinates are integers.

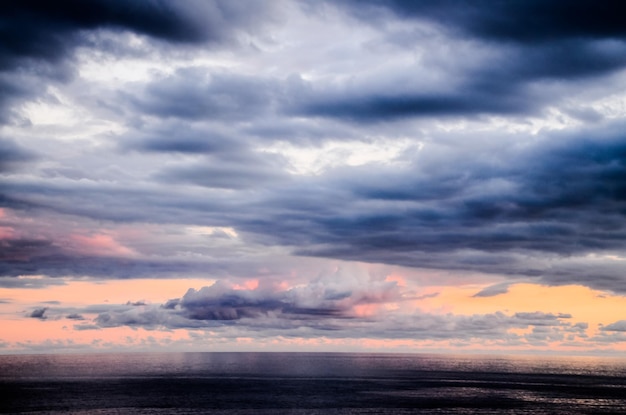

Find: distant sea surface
<box><xmin>1</xmin><ymin>352</ymin><xmax>626</xmax><ymax>414</ymax></box>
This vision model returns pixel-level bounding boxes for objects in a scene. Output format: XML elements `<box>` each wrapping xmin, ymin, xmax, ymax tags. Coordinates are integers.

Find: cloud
<box><xmin>0</xmin><ymin>1</ymin><xmax>278</xmax><ymax>124</ymax></box>
<box><xmin>473</xmin><ymin>282</ymin><xmax>511</xmax><ymax>298</ymax></box>
<box><xmin>73</xmin><ymin>323</ymin><xmax>100</xmax><ymax>331</ymax></box>
<box><xmin>1</xmin><ymin>0</ymin><xmax>626</xmax><ymax>311</ymax></box>
<box><xmin>120</xmin><ymin>123</ymin><xmax>245</xmax><ymax>155</ymax></box>
<box><xmin>154</xmin><ymin>152</ymin><xmax>289</xmax><ymax>190</ymax></box>
<box><xmin>81</xmin><ymin>278</ymin><xmax>587</xmax><ymax>346</ymax></box>
<box><xmin>0</xmin><ymin>233</ymin><xmax>208</xmax><ymax>279</ymax></box>
<box><xmin>337</xmin><ymin>1</ymin><xmax>626</xmax><ymax>44</ymax></box>
<box><xmin>0</xmin><ymin>0</ymin><xmax>273</xmax><ymax>69</ymax></box>
<box><xmin>3</xmin><ymin>119</ymin><xmax>626</xmax><ymax>293</ymax></box>
<box><xmin>126</xmin><ymin>69</ymin><xmax>283</xmax><ymax>121</ymax></box>
<box><xmin>0</xmin><ymin>138</ymin><xmax>36</xmax><ymax>171</ymax></box>
<box><xmin>0</xmin><ymin>276</ymin><xmax>67</xmax><ymax>289</ymax></box>
<box><xmin>293</xmin><ymin>1</ymin><xmax>626</xmax><ymax>122</ymax></box>
<box><xmin>29</xmin><ymin>307</ymin><xmax>47</xmax><ymax>319</ymax></box>
<box><xmin>126</xmin><ymin>301</ymin><xmax>147</xmax><ymax>307</ymax></box>
<box><xmin>601</xmin><ymin>320</ymin><xmax>626</xmax><ymax>332</ymax></box>
<box><xmin>296</xmin><ymin>41</ymin><xmax>626</xmax><ymax>122</ymax></box>
<box><xmin>96</xmin><ymin>270</ymin><xmax>403</xmax><ymax>328</ymax></box>
<box><xmin>198</xmin><ymin>121</ymin><xmax>626</xmax><ymax>292</ymax></box>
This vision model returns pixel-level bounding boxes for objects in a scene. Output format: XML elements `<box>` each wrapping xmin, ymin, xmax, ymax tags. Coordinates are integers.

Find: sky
<box><xmin>1</xmin><ymin>0</ymin><xmax>626</xmax><ymax>355</ymax></box>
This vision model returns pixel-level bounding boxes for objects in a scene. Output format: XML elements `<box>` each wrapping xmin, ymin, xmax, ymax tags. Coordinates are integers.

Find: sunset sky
<box><xmin>2</xmin><ymin>0</ymin><xmax>626</xmax><ymax>355</ymax></box>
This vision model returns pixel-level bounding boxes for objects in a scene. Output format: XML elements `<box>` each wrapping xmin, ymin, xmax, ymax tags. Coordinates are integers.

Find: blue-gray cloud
<box><xmin>601</xmin><ymin>320</ymin><xmax>626</xmax><ymax>332</ymax></box>
<box><xmin>85</xmin><ymin>279</ymin><xmax>585</xmax><ymax>345</ymax></box>
<box><xmin>0</xmin><ymin>0</ymin><xmax>276</xmax><ymax>123</ymax></box>
<box><xmin>0</xmin><ymin>138</ymin><xmax>36</xmax><ymax>171</ymax></box>
<box><xmin>0</xmin><ymin>0</ymin><xmax>272</xmax><ymax>69</ymax></box>
<box><xmin>336</xmin><ymin>1</ymin><xmax>626</xmax><ymax>44</ymax></box>
<box><xmin>1</xmin><ymin>0</ymin><xmax>626</xmax><ymax>298</ymax></box>
<box><xmin>125</xmin><ymin>70</ymin><xmax>282</xmax><ymax>121</ymax></box>
<box><xmin>3</xmin><ymin>120</ymin><xmax>626</xmax><ymax>293</ymax></box>
<box><xmin>473</xmin><ymin>283</ymin><xmax>511</xmax><ymax>298</ymax></box>
<box><xmin>296</xmin><ymin>1</ymin><xmax>626</xmax><ymax>121</ymax></box>
<box><xmin>29</xmin><ymin>307</ymin><xmax>47</xmax><ymax>319</ymax></box>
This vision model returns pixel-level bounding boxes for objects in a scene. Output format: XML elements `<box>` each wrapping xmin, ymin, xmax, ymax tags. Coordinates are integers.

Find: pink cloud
<box><xmin>68</xmin><ymin>233</ymin><xmax>137</xmax><ymax>257</ymax></box>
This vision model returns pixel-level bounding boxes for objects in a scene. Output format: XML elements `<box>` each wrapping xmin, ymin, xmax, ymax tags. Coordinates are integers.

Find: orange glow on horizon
<box><xmin>2</xmin><ymin>278</ymin><xmax>626</xmax><ymax>354</ymax></box>
<box><xmin>417</xmin><ymin>283</ymin><xmax>626</xmax><ymax>332</ymax></box>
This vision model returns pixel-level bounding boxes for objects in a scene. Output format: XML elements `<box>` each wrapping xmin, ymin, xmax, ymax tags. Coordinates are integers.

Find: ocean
<box><xmin>1</xmin><ymin>352</ymin><xmax>625</xmax><ymax>414</ymax></box>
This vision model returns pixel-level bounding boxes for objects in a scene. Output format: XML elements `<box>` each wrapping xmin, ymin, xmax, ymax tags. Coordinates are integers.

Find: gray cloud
<box><xmin>601</xmin><ymin>320</ymin><xmax>626</xmax><ymax>332</ymax></box>
<box><xmin>0</xmin><ymin>0</ymin><xmax>277</xmax><ymax>124</ymax></box>
<box><xmin>96</xmin><ymin>274</ymin><xmax>402</xmax><ymax>328</ymax></box>
<box><xmin>1</xmin><ymin>0</ymin><xmax>626</xmax><ymax>299</ymax></box>
<box><xmin>83</xmin><ymin>279</ymin><xmax>586</xmax><ymax>345</ymax></box>
<box><xmin>293</xmin><ymin>1</ymin><xmax>626</xmax><ymax>122</ymax></box>
<box><xmin>332</xmin><ymin>1</ymin><xmax>626</xmax><ymax>49</ymax></box>
<box><xmin>0</xmin><ymin>138</ymin><xmax>36</xmax><ymax>171</ymax></box>
<box><xmin>120</xmin><ymin>124</ymin><xmax>246</xmax><ymax>155</ymax></box>
<box><xmin>473</xmin><ymin>283</ymin><xmax>511</xmax><ymax>298</ymax></box>
<box><xmin>296</xmin><ymin>42</ymin><xmax>626</xmax><ymax>122</ymax></box>
<box><xmin>0</xmin><ymin>276</ymin><xmax>67</xmax><ymax>289</ymax></box>
<box><xmin>29</xmin><ymin>307</ymin><xmax>47</xmax><ymax>319</ymax></box>
<box><xmin>0</xmin><ymin>234</ymin><xmax>213</xmax><ymax>279</ymax></box>
<box><xmin>0</xmin><ymin>0</ymin><xmax>273</xmax><ymax>69</ymax></box>
<box><xmin>154</xmin><ymin>152</ymin><xmax>290</xmax><ymax>190</ymax></box>
<box><xmin>224</xmin><ymin>122</ymin><xmax>626</xmax><ymax>291</ymax></box>
<box><xmin>126</xmin><ymin>70</ymin><xmax>283</xmax><ymax>121</ymax></box>
<box><xmin>3</xmin><ymin>120</ymin><xmax>626</xmax><ymax>293</ymax></box>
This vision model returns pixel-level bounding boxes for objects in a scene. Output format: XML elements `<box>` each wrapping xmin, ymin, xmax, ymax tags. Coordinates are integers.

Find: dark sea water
<box><xmin>1</xmin><ymin>352</ymin><xmax>626</xmax><ymax>414</ymax></box>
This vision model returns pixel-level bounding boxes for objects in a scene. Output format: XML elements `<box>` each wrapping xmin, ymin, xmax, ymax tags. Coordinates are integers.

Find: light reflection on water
<box><xmin>2</xmin><ymin>352</ymin><xmax>626</xmax><ymax>379</ymax></box>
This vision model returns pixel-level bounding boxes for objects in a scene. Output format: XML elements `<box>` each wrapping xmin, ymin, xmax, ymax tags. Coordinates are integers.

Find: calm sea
<box><xmin>1</xmin><ymin>352</ymin><xmax>626</xmax><ymax>414</ymax></box>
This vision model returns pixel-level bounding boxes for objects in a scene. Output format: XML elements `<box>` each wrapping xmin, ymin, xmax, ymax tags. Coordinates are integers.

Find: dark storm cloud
<box><xmin>126</xmin><ymin>69</ymin><xmax>282</xmax><ymax>121</ymax></box>
<box><xmin>220</xmin><ymin>121</ymin><xmax>626</xmax><ymax>292</ymax></box>
<box><xmin>0</xmin><ymin>0</ymin><xmax>270</xmax><ymax>69</ymax></box>
<box><xmin>0</xmin><ymin>236</ymin><xmax>205</xmax><ymax>279</ymax></box>
<box><xmin>0</xmin><ymin>238</ymin><xmax>58</xmax><ymax>263</ymax></box>
<box><xmin>298</xmin><ymin>88</ymin><xmax>533</xmax><ymax>121</ymax></box>
<box><xmin>4</xmin><ymin>121</ymin><xmax>626</xmax><ymax>292</ymax></box>
<box><xmin>1</xmin><ymin>177</ymin><xmax>237</xmax><ymax>224</ymax></box>
<box><xmin>155</xmin><ymin>153</ymin><xmax>289</xmax><ymax>190</ymax></box>
<box><xmin>297</xmin><ymin>1</ymin><xmax>626</xmax><ymax>121</ymax></box>
<box><xmin>385</xmin><ymin>129</ymin><xmax>618</xmax><ymax>251</ymax></box>
<box><xmin>120</xmin><ymin>124</ymin><xmax>245</xmax><ymax>155</ymax></box>
<box><xmin>119</xmin><ymin>121</ymin><xmax>291</xmax><ymax>190</ymax></box>
<box><xmin>0</xmin><ymin>0</ymin><xmax>275</xmax><ymax>123</ymax></box>
<box><xmin>120</xmin><ymin>72</ymin><xmax>355</xmax><ymax>146</ymax></box>
<box><xmin>297</xmin><ymin>40</ymin><xmax>626</xmax><ymax>122</ymax></box>
<box><xmin>338</xmin><ymin>0</ymin><xmax>626</xmax><ymax>43</ymax></box>
<box><xmin>2</xmin><ymin>0</ymin><xmax>626</xmax><ymax>299</ymax></box>
<box><xmin>0</xmin><ymin>138</ymin><xmax>36</xmax><ymax>171</ymax></box>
